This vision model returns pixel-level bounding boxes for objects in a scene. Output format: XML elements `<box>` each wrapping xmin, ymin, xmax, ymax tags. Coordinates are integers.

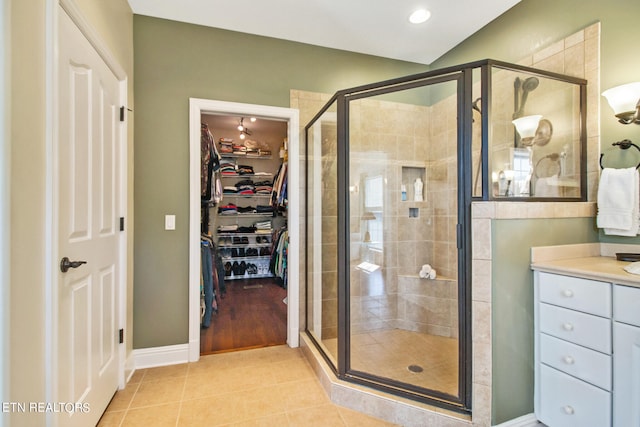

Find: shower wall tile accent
<box><xmin>518</xmin><ymin>22</ymin><xmax>601</xmax><ymax>201</ymax></box>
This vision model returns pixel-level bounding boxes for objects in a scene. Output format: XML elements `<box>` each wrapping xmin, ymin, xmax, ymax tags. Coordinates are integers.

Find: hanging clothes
<box><xmin>201</xmin><ymin>123</ymin><xmax>221</xmax><ymax>202</ymax></box>
<box><xmin>269</xmin><ymin>227</ymin><xmax>288</xmax><ymax>288</ymax></box>
<box><xmin>200</xmin><ymin>237</ymin><xmax>217</xmax><ymax>328</ymax></box>
<box><xmin>270</xmin><ymin>162</ymin><xmax>288</xmax><ymax>213</ymax></box>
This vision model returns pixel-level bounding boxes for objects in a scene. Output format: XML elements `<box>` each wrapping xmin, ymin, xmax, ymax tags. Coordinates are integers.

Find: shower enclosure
<box><xmin>304</xmin><ymin>60</ymin><xmax>586</xmax><ymax>413</ymax></box>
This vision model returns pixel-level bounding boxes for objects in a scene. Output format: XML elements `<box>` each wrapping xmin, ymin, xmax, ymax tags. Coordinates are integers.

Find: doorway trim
<box><xmin>188</xmin><ymin>98</ymin><xmax>300</xmax><ymax>362</ymax></box>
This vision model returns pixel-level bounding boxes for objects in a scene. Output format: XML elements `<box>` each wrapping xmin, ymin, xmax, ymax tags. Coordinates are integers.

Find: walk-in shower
<box><xmin>303</xmin><ymin>60</ymin><xmax>586</xmax><ymax>413</ymax></box>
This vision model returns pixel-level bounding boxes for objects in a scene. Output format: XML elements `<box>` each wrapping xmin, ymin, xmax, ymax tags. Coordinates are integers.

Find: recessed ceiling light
<box><xmin>409</xmin><ymin>9</ymin><xmax>431</xmax><ymax>24</ymax></box>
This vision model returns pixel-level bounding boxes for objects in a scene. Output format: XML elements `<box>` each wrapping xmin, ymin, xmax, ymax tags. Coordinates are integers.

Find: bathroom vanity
<box><xmin>531</xmin><ymin>244</ymin><xmax>640</xmax><ymax>427</ymax></box>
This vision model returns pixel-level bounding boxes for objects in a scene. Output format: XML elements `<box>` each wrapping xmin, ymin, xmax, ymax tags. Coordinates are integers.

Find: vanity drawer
<box><xmin>539</xmin><ymin>364</ymin><xmax>611</xmax><ymax>427</ymax></box>
<box><xmin>540</xmin><ymin>333</ymin><xmax>611</xmax><ymax>390</ymax></box>
<box><xmin>539</xmin><ymin>303</ymin><xmax>612</xmax><ymax>354</ymax></box>
<box><xmin>539</xmin><ymin>272</ymin><xmax>611</xmax><ymax>317</ymax></box>
<box><xmin>613</xmin><ymin>284</ymin><xmax>640</xmax><ymax>327</ymax></box>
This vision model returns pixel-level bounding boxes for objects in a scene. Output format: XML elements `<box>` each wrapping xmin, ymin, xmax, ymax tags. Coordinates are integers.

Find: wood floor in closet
<box><xmin>200</xmin><ymin>278</ymin><xmax>288</xmax><ymax>355</ymax></box>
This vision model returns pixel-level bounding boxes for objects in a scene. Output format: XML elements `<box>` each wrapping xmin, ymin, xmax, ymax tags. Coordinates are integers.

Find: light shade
<box><xmin>361</xmin><ymin>211</ymin><xmax>376</xmax><ymax>221</ymax></box>
<box><xmin>602</xmin><ymin>82</ymin><xmax>640</xmax><ymax>115</ymax></box>
<box><xmin>512</xmin><ymin>115</ymin><xmax>542</xmax><ymax>139</ymax></box>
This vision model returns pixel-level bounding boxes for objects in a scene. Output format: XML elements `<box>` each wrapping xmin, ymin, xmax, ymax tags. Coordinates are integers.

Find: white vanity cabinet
<box><xmin>534</xmin><ymin>271</ymin><xmax>612</xmax><ymax>427</ymax></box>
<box><xmin>534</xmin><ymin>270</ymin><xmax>640</xmax><ymax>427</ymax></box>
<box><xmin>613</xmin><ymin>284</ymin><xmax>640</xmax><ymax>427</ymax></box>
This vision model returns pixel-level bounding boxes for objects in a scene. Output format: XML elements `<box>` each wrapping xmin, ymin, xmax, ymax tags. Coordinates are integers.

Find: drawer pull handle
<box><xmin>562</xmin><ymin>289</ymin><xmax>574</xmax><ymax>298</ymax></box>
<box><xmin>563</xmin><ymin>405</ymin><xmax>575</xmax><ymax>415</ymax></box>
<box><xmin>562</xmin><ymin>323</ymin><xmax>574</xmax><ymax>331</ymax></box>
<box><xmin>563</xmin><ymin>356</ymin><xmax>575</xmax><ymax>365</ymax></box>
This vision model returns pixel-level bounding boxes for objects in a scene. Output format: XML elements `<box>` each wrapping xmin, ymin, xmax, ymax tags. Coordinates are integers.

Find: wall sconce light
<box><xmin>602</xmin><ymin>82</ymin><xmax>640</xmax><ymax>124</ymax></box>
<box><xmin>512</xmin><ymin>115</ymin><xmax>542</xmax><ymax>146</ymax></box>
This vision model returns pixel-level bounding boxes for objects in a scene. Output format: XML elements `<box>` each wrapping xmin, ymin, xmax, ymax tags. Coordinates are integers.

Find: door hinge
<box><xmin>120</xmin><ymin>106</ymin><xmax>133</xmax><ymax>122</ymax></box>
<box><xmin>120</xmin><ymin>217</ymin><xmax>125</xmax><ymax>231</ymax></box>
<box><xmin>119</xmin><ymin>329</ymin><xmax>124</xmax><ymax>344</ymax></box>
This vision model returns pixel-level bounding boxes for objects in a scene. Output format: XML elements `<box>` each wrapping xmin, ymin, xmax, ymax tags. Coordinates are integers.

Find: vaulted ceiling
<box><xmin>127</xmin><ymin>0</ymin><xmax>521</xmax><ymax>65</ymax></box>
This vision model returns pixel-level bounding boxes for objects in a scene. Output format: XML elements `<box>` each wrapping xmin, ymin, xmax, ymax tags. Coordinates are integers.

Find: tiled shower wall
<box><xmin>292</xmin><ymin>90</ymin><xmax>461</xmax><ymax>340</ymax></box>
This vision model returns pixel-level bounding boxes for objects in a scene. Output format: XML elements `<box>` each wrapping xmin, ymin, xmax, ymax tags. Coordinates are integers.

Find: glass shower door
<box><xmin>345</xmin><ymin>77</ymin><xmax>463</xmax><ymax>401</ymax></box>
<box><xmin>305</xmin><ymin>100</ymin><xmax>340</xmax><ymax>366</ymax></box>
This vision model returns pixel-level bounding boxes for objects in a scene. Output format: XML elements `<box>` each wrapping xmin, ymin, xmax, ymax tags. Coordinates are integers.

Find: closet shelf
<box><xmin>221</xmin><ymin>154</ymin><xmax>273</xmax><ymax>160</ymax></box>
<box><xmin>218</xmin><ymin>213</ymin><xmax>274</xmax><ymax>218</ymax></box>
<box><xmin>221</xmin><ymin>173</ymin><xmax>273</xmax><ymax>178</ymax></box>
<box><xmin>222</xmin><ymin>194</ymin><xmax>271</xmax><ymax>199</ymax></box>
<box><xmin>225</xmin><ymin>272</ymin><xmax>273</xmax><ymax>280</ymax></box>
<box><xmin>217</xmin><ymin>232</ymin><xmax>273</xmax><ymax>237</ymax></box>
<box><xmin>220</xmin><ymin>255</ymin><xmax>271</xmax><ymax>262</ymax></box>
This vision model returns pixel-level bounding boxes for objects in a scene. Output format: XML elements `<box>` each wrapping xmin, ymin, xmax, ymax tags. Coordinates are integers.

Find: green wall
<box><xmin>491</xmin><ymin>218</ymin><xmax>598</xmax><ymax>424</ymax></box>
<box><xmin>132</xmin><ymin>16</ymin><xmax>428</xmax><ymax>348</ymax></box>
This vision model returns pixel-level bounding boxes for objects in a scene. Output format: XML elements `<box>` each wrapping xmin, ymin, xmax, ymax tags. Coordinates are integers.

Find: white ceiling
<box><xmin>127</xmin><ymin>0</ymin><xmax>521</xmax><ymax>65</ymax></box>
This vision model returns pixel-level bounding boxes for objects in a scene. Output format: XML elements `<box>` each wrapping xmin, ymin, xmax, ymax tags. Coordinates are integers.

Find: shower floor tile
<box><xmin>322</xmin><ymin>329</ymin><xmax>458</xmax><ymax>395</ymax></box>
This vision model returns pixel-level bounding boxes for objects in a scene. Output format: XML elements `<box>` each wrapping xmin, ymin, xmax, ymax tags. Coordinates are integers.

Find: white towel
<box><xmin>419</xmin><ymin>264</ymin><xmax>432</xmax><ymax>279</ymax></box>
<box><xmin>534</xmin><ymin>175</ymin><xmax>559</xmax><ymax>197</ymax></box>
<box><xmin>597</xmin><ymin>167</ymin><xmax>640</xmax><ymax>236</ymax></box>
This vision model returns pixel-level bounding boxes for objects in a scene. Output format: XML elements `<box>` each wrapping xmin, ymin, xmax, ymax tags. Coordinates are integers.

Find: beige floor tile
<box><xmin>286</xmin><ymin>404</ymin><xmax>347</xmax><ymax>427</ymax></box>
<box><xmin>337</xmin><ymin>406</ymin><xmax>400</xmax><ymax>427</ymax></box>
<box><xmin>280</xmin><ymin>379</ymin><xmax>330</xmax><ymax>411</ymax></box>
<box><xmin>271</xmin><ymin>357</ymin><xmax>315</xmax><ymax>384</ymax></box>
<box><xmin>178</xmin><ymin>395</ymin><xmax>247</xmax><ymax>426</ymax></box>
<box><xmin>142</xmin><ymin>363</ymin><xmax>189</xmax><ymax>382</ymax></box>
<box><xmin>182</xmin><ymin>369</ymin><xmax>231</xmax><ymax>401</ymax></box>
<box><xmin>231</xmin><ymin>412</ymin><xmax>290</xmax><ymax>426</ymax></box>
<box><xmin>241</xmin><ymin>384</ymin><xmax>287</xmax><ymax>418</ymax></box>
<box><xmin>103</xmin><ymin>343</ymin><xmax>449</xmax><ymax>426</ymax></box>
<box><xmin>96</xmin><ymin>410</ymin><xmax>126</xmax><ymax>427</ymax></box>
<box><xmin>104</xmin><ymin>385</ymin><xmax>139</xmax><ymax>412</ymax></box>
<box><xmin>120</xmin><ymin>402</ymin><xmax>180</xmax><ymax>427</ymax></box>
<box><xmin>129</xmin><ymin>376</ymin><xmax>186</xmax><ymax>408</ymax></box>
<box><xmin>128</xmin><ymin>369</ymin><xmax>146</xmax><ymax>384</ymax></box>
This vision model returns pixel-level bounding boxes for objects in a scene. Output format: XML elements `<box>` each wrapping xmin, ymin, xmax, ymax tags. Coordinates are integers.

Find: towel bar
<box><xmin>599</xmin><ymin>139</ymin><xmax>640</xmax><ymax>169</ymax></box>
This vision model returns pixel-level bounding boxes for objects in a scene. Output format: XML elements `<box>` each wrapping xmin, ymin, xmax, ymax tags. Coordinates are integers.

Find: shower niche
<box><xmin>303</xmin><ymin>60</ymin><xmax>586</xmax><ymax>414</ymax></box>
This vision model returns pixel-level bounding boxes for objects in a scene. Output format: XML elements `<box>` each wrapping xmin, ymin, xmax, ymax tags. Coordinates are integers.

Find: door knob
<box><xmin>60</xmin><ymin>257</ymin><xmax>87</xmax><ymax>273</ymax></box>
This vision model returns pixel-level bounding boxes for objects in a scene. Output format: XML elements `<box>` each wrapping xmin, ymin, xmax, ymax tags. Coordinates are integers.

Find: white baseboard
<box><xmin>494</xmin><ymin>413</ymin><xmax>541</xmax><ymax>427</ymax></box>
<box><xmin>133</xmin><ymin>344</ymin><xmax>190</xmax><ymax>369</ymax></box>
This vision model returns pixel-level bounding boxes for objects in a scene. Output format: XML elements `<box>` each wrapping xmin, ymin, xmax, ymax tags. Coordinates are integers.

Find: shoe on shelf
<box><xmin>224</xmin><ymin>262</ymin><xmax>232</xmax><ymax>276</ymax></box>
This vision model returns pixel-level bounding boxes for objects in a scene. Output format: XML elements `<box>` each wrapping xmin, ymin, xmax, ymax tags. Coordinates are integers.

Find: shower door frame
<box><xmin>305</xmin><ymin>65</ymin><xmax>475</xmax><ymax>414</ymax></box>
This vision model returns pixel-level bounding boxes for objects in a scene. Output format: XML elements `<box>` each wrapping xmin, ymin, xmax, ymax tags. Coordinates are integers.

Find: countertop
<box><xmin>531</xmin><ymin>255</ymin><xmax>640</xmax><ymax>288</ymax></box>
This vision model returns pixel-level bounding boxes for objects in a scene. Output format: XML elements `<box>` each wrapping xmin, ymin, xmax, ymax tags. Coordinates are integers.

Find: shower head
<box><xmin>522</xmin><ymin>77</ymin><xmax>540</xmax><ymax>92</ymax></box>
<box><xmin>514</xmin><ymin>76</ymin><xmax>540</xmax><ymax>119</ymax></box>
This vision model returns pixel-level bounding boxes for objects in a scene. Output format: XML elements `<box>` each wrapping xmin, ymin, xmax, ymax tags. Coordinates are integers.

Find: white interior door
<box><xmin>56</xmin><ymin>7</ymin><xmax>120</xmax><ymax>426</ymax></box>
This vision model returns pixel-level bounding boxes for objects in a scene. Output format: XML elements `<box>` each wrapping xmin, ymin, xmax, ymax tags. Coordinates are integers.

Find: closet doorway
<box><xmin>188</xmin><ymin>99</ymin><xmax>300</xmax><ymax>362</ymax></box>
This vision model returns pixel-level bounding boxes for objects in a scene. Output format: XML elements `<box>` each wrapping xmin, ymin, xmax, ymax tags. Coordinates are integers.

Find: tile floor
<box><xmin>97</xmin><ymin>345</ymin><xmax>399</xmax><ymax>426</ymax></box>
<box><xmin>322</xmin><ymin>329</ymin><xmax>459</xmax><ymax>396</ymax></box>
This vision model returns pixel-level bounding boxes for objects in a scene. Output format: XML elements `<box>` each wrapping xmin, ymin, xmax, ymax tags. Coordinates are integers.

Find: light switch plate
<box><xmin>165</xmin><ymin>215</ymin><xmax>176</xmax><ymax>230</ymax></box>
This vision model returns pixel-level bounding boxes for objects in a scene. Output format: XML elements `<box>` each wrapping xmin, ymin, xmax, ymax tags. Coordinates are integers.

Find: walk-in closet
<box><xmin>200</xmin><ymin>113</ymin><xmax>289</xmax><ymax>354</ymax></box>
